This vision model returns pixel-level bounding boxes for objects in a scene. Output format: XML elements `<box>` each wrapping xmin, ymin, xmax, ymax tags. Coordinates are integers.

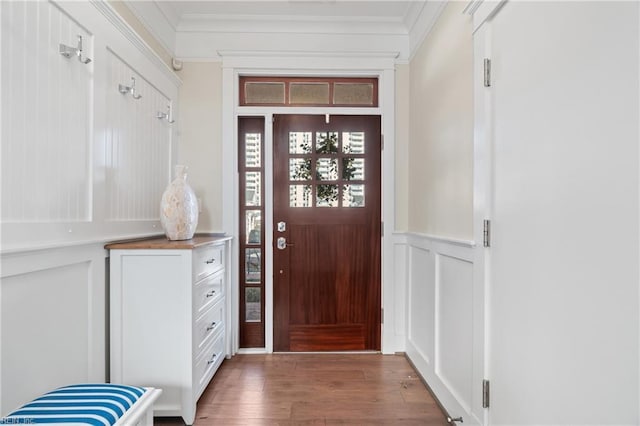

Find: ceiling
<box><xmin>123</xmin><ymin>0</ymin><xmax>443</xmax><ymax>61</ymax></box>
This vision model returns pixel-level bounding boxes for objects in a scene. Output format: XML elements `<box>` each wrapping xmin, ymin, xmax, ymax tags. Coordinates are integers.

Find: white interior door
<box><xmin>475</xmin><ymin>1</ymin><xmax>639</xmax><ymax>424</ymax></box>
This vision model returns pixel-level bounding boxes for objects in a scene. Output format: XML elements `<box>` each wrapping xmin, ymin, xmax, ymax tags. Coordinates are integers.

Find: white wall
<box><xmin>408</xmin><ymin>1</ymin><xmax>474</xmax><ymax>239</ymax></box>
<box><xmin>177</xmin><ymin>62</ymin><xmax>224</xmax><ymax>233</ymax></box>
<box><xmin>395</xmin><ymin>63</ymin><xmax>410</xmax><ymax>232</ymax></box>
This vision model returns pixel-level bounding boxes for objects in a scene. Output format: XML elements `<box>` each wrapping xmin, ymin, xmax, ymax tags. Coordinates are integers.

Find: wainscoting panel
<box><xmin>0</xmin><ymin>244</ymin><xmax>106</xmax><ymax>416</ymax></box>
<box><xmin>403</xmin><ymin>233</ymin><xmax>481</xmax><ymax>425</ymax></box>
<box><xmin>408</xmin><ymin>245</ymin><xmax>435</xmax><ymax>365</ymax></box>
<box><xmin>435</xmin><ymin>253</ymin><xmax>474</xmax><ymax>413</ymax></box>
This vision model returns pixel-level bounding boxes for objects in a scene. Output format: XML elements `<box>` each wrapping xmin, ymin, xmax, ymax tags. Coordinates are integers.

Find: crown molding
<box><xmin>408</xmin><ymin>0</ymin><xmax>448</xmax><ymax>61</ymax></box>
<box><xmin>91</xmin><ymin>0</ymin><xmax>180</xmax><ymax>86</ymax></box>
<box><xmin>122</xmin><ymin>0</ymin><xmax>177</xmax><ymax>55</ymax></box>
<box><xmin>176</xmin><ymin>14</ymin><xmax>407</xmax><ymax>35</ymax></box>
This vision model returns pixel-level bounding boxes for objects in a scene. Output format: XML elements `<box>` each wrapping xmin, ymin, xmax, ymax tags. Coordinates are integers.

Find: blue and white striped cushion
<box><xmin>2</xmin><ymin>384</ymin><xmax>147</xmax><ymax>426</ymax></box>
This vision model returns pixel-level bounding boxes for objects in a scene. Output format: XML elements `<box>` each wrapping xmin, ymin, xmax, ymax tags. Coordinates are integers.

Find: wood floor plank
<box><xmin>154</xmin><ymin>354</ymin><xmax>448</xmax><ymax>425</ymax></box>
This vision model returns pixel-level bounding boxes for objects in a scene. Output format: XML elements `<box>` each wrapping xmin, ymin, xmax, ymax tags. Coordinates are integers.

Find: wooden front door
<box><xmin>273</xmin><ymin>114</ymin><xmax>381</xmax><ymax>351</ymax></box>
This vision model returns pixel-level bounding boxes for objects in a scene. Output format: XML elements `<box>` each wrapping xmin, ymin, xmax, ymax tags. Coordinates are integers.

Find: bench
<box><xmin>1</xmin><ymin>384</ymin><xmax>161</xmax><ymax>425</ymax></box>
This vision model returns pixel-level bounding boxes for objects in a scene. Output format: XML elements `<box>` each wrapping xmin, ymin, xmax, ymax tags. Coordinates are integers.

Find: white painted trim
<box><xmin>237</xmin><ymin>348</ymin><xmax>269</xmax><ymax>355</ymax></box>
<box><xmin>121</xmin><ymin>0</ymin><xmax>177</xmax><ymax>55</ymax></box>
<box><xmin>469</xmin><ymin>0</ymin><xmax>508</xmax><ymax>33</ymax></box>
<box><xmin>473</xmin><ymin>20</ymin><xmax>492</xmax><ymax>426</ymax></box>
<box><xmin>218</xmin><ymin>52</ymin><xmax>398</xmax><ymax>72</ymax></box>
<box><xmin>403</xmin><ymin>232</ymin><xmax>476</xmax><ymax>249</ymax></box>
<box><xmin>407</xmin><ymin>0</ymin><xmax>448</xmax><ymax>62</ymax></box>
<box><xmin>0</xmin><ymin>232</ymin><xmax>163</xmax><ymax>256</ymax></box>
<box><xmin>90</xmin><ymin>0</ymin><xmax>180</xmax><ymax>87</ymax></box>
<box><xmin>222</xmin><ymin>54</ymin><xmax>398</xmax><ymax>354</ymax></box>
<box><xmin>637</xmin><ymin>3</ymin><xmax>640</xmax><ymax>422</ymax></box>
<box><xmin>264</xmin><ymin>113</ymin><xmax>275</xmax><ymax>353</ymax></box>
<box><xmin>179</xmin><ymin>15</ymin><xmax>407</xmax><ymax>35</ymax></box>
<box><xmin>219</xmin><ymin>50</ymin><xmax>400</xmax><ymax>60</ymax></box>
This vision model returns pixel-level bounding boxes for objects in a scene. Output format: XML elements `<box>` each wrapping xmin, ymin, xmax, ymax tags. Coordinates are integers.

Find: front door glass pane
<box><xmin>317</xmin><ymin>158</ymin><xmax>338</xmax><ymax>181</ymax></box>
<box><xmin>317</xmin><ymin>184</ymin><xmax>339</xmax><ymax>207</ymax></box>
<box><xmin>290</xmin><ymin>185</ymin><xmax>312</xmax><ymax>207</ymax></box>
<box><xmin>316</xmin><ymin>132</ymin><xmax>339</xmax><ymax>154</ymax></box>
<box><xmin>343</xmin><ymin>158</ymin><xmax>364</xmax><ymax>181</ymax></box>
<box><xmin>342</xmin><ymin>132</ymin><xmax>365</xmax><ymax>154</ymax></box>
<box><xmin>290</xmin><ymin>158</ymin><xmax>312</xmax><ymax>181</ymax></box>
<box><xmin>343</xmin><ymin>184</ymin><xmax>365</xmax><ymax>207</ymax></box>
<box><xmin>289</xmin><ymin>132</ymin><xmax>312</xmax><ymax>154</ymax></box>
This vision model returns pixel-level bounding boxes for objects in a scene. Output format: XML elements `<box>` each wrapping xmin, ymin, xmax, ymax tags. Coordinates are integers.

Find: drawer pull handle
<box><xmin>205</xmin><ymin>290</ymin><xmax>216</xmax><ymax>298</ymax></box>
<box><xmin>207</xmin><ymin>354</ymin><xmax>217</xmax><ymax>365</ymax></box>
<box><xmin>206</xmin><ymin>322</ymin><xmax>217</xmax><ymax>331</ymax></box>
<box><xmin>205</xmin><ymin>258</ymin><xmax>216</xmax><ymax>264</ymax></box>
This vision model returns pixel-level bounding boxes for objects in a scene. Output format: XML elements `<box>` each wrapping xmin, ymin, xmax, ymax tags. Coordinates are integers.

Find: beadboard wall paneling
<box><xmin>0</xmin><ymin>0</ymin><xmax>180</xmax><ymax>251</ymax></box>
<box><xmin>1</xmin><ymin>0</ymin><xmax>92</xmax><ymax>223</ymax></box>
<box><xmin>105</xmin><ymin>50</ymin><xmax>171</xmax><ymax>221</ymax></box>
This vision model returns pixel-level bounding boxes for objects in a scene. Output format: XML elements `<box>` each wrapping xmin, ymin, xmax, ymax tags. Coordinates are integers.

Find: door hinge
<box><xmin>482</xmin><ymin>379</ymin><xmax>490</xmax><ymax>408</ymax></box>
<box><xmin>381</xmin><ymin>307</ymin><xmax>384</xmax><ymax>324</ymax></box>
<box><xmin>483</xmin><ymin>219</ymin><xmax>491</xmax><ymax>248</ymax></box>
<box><xmin>381</xmin><ymin>221</ymin><xmax>384</xmax><ymax>237</ymax></box>
<box><xmin>381</xmin><ymin>134</ymin><xmax>384</xmax><ymax>150</ymax></box>
<box><xmin>484</xmin><ymin>58</ymin><xmax>491</xmax><ymax>87</ymax></box>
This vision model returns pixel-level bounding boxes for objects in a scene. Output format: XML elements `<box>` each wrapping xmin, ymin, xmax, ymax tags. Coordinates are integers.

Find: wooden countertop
<box><xmin>105</xmin><ymin>234</ymin><xmax>231</xmax><ymax>250</ymax></box>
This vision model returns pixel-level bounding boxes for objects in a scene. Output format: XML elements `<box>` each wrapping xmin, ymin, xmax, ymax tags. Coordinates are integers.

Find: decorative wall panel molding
<box><xmin>400</xmin><ymin>232</ymin><xmax>483</xmax><ymax>425</ymax></box>
<box><xmin>0</xmin><ymin>243</ymin><xmax>107</xmax><ymax>416</ymax></box>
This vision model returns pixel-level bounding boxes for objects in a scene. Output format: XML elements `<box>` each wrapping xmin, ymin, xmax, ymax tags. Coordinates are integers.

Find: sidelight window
<box><xmin>238</xmin><ymin>117</ymin><xmax>265</xmax><ymax>348</ymax></box>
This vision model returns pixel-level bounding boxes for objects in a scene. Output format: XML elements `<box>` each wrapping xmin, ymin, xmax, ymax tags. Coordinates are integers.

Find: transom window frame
<box><xmin>239</xmin><ymin>76</ymin><xmax>379</xmax><ymax>107</ymax></box>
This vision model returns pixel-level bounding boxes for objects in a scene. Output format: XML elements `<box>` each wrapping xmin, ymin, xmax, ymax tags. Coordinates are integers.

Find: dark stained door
<box><xmin>273</xmin><ymin>114</ymin><xmax>381</xmax><ymax>351</ymax></box>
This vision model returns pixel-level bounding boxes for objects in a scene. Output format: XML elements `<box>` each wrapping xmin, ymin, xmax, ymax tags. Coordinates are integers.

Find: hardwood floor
<box><xmin>155</xmin><ymin>353</ymin><xmax>449</xmax><ymax>425</ymax></box>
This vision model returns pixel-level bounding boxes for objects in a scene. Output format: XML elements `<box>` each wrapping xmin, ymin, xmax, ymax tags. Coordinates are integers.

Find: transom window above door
<box><xmin>239</xmin><ymin>76</ymin><xmax>378</xmax><ymax>107</ymax></box>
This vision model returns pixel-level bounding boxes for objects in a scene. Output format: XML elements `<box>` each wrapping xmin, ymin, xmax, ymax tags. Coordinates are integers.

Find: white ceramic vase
<box><xmin>160</xmin><ymin>165</ymin><xmax>199</xmax><ymax>240</ymax></box>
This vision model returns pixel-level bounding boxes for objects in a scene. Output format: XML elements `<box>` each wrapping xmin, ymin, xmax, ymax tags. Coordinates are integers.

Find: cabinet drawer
<box><xmin>194</xmin><ymin>270</ymin><xmax>223</xmax><ymax>314</ymax></box>
<box><xmin>194</xmin><ymin>329</ymin><xmax>225</xmax><ymax>398</ymax></box>
<box><xmin>194</xmin><ymin>244</ymin><xmax>223</xmax><ymax>282</ymax></box>
<box><xmin>194</xmin><ymin>300</ymin><xmax>224</xmax><ymax>354</ymax></box>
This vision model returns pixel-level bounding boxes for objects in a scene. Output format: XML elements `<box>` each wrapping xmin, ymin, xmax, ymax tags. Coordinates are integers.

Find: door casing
<box><xmin>220</xmin><ymin>56</ymin><xmax>400</xmax><ymax>355</ymax></box>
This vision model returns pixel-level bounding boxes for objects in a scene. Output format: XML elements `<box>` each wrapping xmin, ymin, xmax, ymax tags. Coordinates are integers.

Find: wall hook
<box><xmin>118</xmin><ymin>77</ymin><xmax>142</xmax><ymax>99</ymax></box>
<box><xmin>156</xmin><ymin>105</ymin><xmax>175</xmax><ymax>124</ymax></box>
<box><xmin>59</xmin><ymin>35</ymin><xmax>91</xmax><ymax>64</ymax></box>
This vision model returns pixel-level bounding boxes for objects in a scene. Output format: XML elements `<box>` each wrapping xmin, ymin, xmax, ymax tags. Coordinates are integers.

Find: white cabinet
<box><xmin>107</xmin><ymin>236</ymin><xmax>232</xmax><ymax>425</ymax></box>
